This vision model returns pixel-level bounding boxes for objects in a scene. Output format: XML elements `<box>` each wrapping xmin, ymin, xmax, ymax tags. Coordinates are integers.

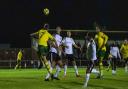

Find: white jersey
<box><xmin>110</xmin><ymin>46</ymin><xmax>121</xmax><ymax>59</ymax></box>
<box><xmin>62</xmin><ymin>37</ymin><xmax>75</xmax><ymax>54</ymax></box>
<box><xmin>50</xmin><ymin>34</ymin><xmax>62</xmax><ymax>53</ymax></box>
<box><xmin>86</xmin><ymin>40</ymin><xmax>97</xmax><ymax>60</ymax></box>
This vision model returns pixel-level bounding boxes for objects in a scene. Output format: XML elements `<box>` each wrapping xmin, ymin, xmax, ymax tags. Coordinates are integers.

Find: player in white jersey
<box><xmin>62</xmin><ymin>31</ymin><xmax>81</xmax><ymax>77</ymax></box>
<box><xmin>84</xmin><ymin>36</ymin><xmax>99</xmax><ymax>87</ymax></box>
<box><xmin>107</xmin><ymin>41</ymin><xmax>121</xmax><ymax>75</ymax></box>
<box><xmin>45</xmin><ymin>26</ymin><xmax>63</xmax><ymax>81</ymax></box>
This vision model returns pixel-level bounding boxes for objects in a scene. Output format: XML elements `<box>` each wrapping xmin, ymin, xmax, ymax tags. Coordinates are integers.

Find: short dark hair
<box><xmin>43</xmin><ymin>24</ymin><xmax>49</xmax><ymax>29</ymax></box>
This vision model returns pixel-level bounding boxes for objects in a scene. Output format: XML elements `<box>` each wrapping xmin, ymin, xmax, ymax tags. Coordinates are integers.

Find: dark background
<box><xmin>0</xmin><ymin>0</ymin><xmax>128</xmax><ymax>48</ymax></box>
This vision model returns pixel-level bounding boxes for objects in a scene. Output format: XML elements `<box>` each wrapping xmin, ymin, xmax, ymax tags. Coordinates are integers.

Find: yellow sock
<box><xmin>40</xmin><ymin>55</ymin><xmax>53</xmax><ymax>74</ymax></box>
<box><xmin>44</xmin><ymin>61</ymin><xmax>52</xmax><ymax>74</ymax></box>
<box><xmin>15</xmin><ymin>64</ymin><xmax>18</xmax><ymax>70</ymax></box>
<box><xmin>99</xmin><ymin>58</ymin><xmax>103</xmax><ymax>76</ymax></box>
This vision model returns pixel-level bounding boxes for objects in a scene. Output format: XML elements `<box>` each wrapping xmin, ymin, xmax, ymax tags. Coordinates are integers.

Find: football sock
<box><xmin>54</xmin><ymin>65</ymin><xmax>61</xmax><ymax>77</ymax></box>
<box><xmin>84</xmin><ymin>73</ymin><xmax>90</xmax><ymax>87</ymax></box>
<box><xmin>64</xmin><ymin>65</ymin><xmax>67</xmax><ymax>76</ymax></box>
<box><xmin>74</xmin><ymin>65</ymin><xmax>79</xmax><ymax>75</ymax></box>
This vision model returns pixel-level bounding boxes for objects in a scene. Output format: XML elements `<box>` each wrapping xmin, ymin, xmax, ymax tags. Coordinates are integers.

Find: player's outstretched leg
<box><xmin>41</xmin><ymin>56</ymin><xmax>54</xmax><ymax>80</ymax></box>
<box><xmin>74</xmin><ymin>65</ymin><xmax>80</xmax><ymax>77</ymax></box>
<box><xmin>84</xmin><ymin>62</ymin><xmax>94</xmax><ymax>87</ymax></box>
<box><xmin>106</xmin><ymin>59</ymin><xmax>111</xmax><ymax>71</ymax></box>
<box><xmin>54</xmin><ymin>65</ymin><xmax>61</xmax><ymax>80</ymax></box>
<box><xmin>125</xmin><ymin>60</ymin><xmax>128</xmax><ymax>72</ymax></box>
<box><xmin>45</xmin><ymin>60</ymin><xmax>52</xmax><ymax>81</ymax></box>
<box><xmin>112</xmin><ymin>58</ymin><xmax>116</xmax><ymax>75</ymax></box>
<box><xmin>97</xmin><ymin>57</ymin><xmax>104</xmax><ymax>79</ymax></box>
<box><xmin>72</xmin><ymin>61</ymin><xmax>80</xmax><ymax>77</ymax></box>
<box><xmin>14</xmin><ymin>64</ymin><xmax>18</xmax><ymax>70</ymax></box>
<box><xmin>64</xmin><ymin>64</ymin><xmax>67</xmax><ymax>77</ymax></box>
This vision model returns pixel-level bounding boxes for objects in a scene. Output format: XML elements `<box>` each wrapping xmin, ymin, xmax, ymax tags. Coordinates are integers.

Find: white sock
<box><xmin>64</xmin><ymin>65</ymin><xmax>67</xmax><ymax>76</ymax></box>
<box><xmin>112</xmin><ymin>70</ymin><xmax>116</xmax><ymax>74</ymax></box>
<box><xmin>125</xmin><ymin>66</ymin><xmax>128</xmax><ymax>72</ymax></box>
<box><xmin>92</xmin><ymin>68</ymin><xmax>99</xmax><ymax>74</ymax></box>
<box><xmin>45</xmin><ymin>73</ymin><xmax>50</xmax><ymax>79</ymax></box>
<box><xmin>74</xmin><ymin>65</ymin><xmax>79</xmax><ymax>75</ymax></box>
<box><xmin>84</xmin><ymin>73</ymin><xmax>90</xmax><ymax>87</ymax></box>
<box><xmin>54</xmin><ymin>65</ymin><xmax>61</xmax><ymax>77</ymax></box>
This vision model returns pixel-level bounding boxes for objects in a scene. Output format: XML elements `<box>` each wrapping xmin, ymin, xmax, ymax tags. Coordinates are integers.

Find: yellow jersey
<box><xmin>95</xmin><ymin>31</ymin><xmax>108</xmax><ymax>51</ymax></box>
<box><xmin>17</xmin><ymin>51</ymin><xmax>22</xmax><ymax>61</ymax></box>
<box><xmin>34</xmin><ymin>29</ymin><xmax>54</xmax><ymax>46</ymax></box>
<box><xmin>120</xmin><ymin>43</ymin><xmax>128</xmax><ymax>59</ymax></box>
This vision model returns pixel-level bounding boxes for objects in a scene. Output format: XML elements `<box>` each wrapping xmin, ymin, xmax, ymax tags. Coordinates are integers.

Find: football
<box><xmin>43</xmin><ymin>8</ymin><xmax>49</xmax><ymax>15</ymax></box>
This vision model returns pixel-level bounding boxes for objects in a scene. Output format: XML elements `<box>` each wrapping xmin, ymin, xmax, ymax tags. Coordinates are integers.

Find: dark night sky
<box><xmin>0</xmin><ymin>0</ymin><xmax>128</xmax><ymax>48</ymax></box>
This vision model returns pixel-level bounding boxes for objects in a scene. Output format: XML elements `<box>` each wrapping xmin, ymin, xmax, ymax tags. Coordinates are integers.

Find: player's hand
<box><xmin>30</xmin><ymin>33</ymin><xmax>35</xmax><ymax>37</ymax></box>
<box><xmin>79</xmin><ymin>47</ymin><xmax>82</xmax><ymax>52</ymax></box>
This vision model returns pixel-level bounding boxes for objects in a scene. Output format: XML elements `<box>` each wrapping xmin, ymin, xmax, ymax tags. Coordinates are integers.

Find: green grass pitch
<box><xmin>0</xmin><ymin>68</ymin><xmax>128</xmax><ymax>89</ymax></box>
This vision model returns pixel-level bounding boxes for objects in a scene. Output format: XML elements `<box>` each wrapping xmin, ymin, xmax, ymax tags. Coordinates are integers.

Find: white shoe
<box><xmin>63</xmin><ymin>74</ymin><xmax>66</xmax><ymax>77</ymax></box>
<box><xmin>112</xmin><ymin>70</ymin><xmax>116</xmax><ymax>75</ymax></box>
<box><xmin>125</xmin><ymin>66</ymin><xmax>128</xmax><ymax>72</ymax></box>
<box><xmin>83</xmin><ymin>83</ymin><xmax>87</xmax><ymax>88</ymax></box>
<box><xmin>125</xmin><ymin>70</ymin><xmax>128</xmax><ymax>72</ymax></box>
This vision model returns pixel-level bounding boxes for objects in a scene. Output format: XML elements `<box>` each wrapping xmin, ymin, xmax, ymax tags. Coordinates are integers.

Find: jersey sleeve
<box><xmin>94</xmin><ymin>34</ymin><xmax>98</xmax><ymax>39</ymax></box>
<box><xmin>48</xmin><ymin>32</ymin><xmax>54</xmax><ymax>40</ymax></box>
<box><xmin>71</xmin><ymin>38</ymin><xmax>75</xmax><ymax>45</ymax></box>
<box><xmin>110</xmin><ymin>47</ymin><xmax>112</xmax><ymax>54</ymax></box>
<box><xmin>61</xmin><ymin>38</ymin><xmax>66</xmax><ymax>44</ymax></box>
<box><xmin>120</xmin><ymin>44</ymin><xmax>124</xmax><ymax>53</ymax></box>
<box><xmin>103</xmin><ymin>33</ymin><xmax>108</xmax><ymax>45</ymax></box>
<box><xmin>117</xmin><ymin>47</ymin><xmax>121</xmax><ymax>59</ymax></box>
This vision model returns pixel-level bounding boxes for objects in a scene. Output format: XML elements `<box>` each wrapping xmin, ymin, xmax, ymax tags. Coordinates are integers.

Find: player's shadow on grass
<box><xmin>91</xmin><ymin>77</ymin><xmax>128</xmax><ymax>83</ymax></box>
<box><xmin>57</xmin><ymin>81</ymin><xmax>83</xmax><ymax>89</ymax></box>
<box><xmin>55</xmin><ymin>85</ymin><xmax>69</xmax><ymax>89</ymax></box>
<box><xmin>0</xmin><ymin>79</ymin><xmax>17</xmax><ymax>83</ymax></box>
<box><xmin>105</xmin><ymin>78</ymin><xmax>128</xmax><ymax>83</ymax></box>
<box><xmin>55</xmin><ymin>81</ymin><xmax>83</xmax><ymax>89</ymax></box>
<box><xmin>70</xmin><ymin>81</ymin><xmax>83</xmax><ymax>85</ymax></box>
<box><xmin>89</xmin><ymin>84</ymin><xmax>116</xmax><ymax>89</ymax></box>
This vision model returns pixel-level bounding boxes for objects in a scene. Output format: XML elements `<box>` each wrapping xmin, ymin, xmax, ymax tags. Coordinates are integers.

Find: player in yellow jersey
<box><xmin>95</xmin><ymin>25</ymin><xmax>108</xmax><ymax>78</ymax></box>
<box><xmin>30</xmin><ymin>24</ymin><xmax>58</xmax><ymax>80</ymax></box>
<box><xmin>120</xmin><ymin>39</ymin><xmax>128</xmax><ymax>72</ymax></box>
<box><xmin>15</xmin><ymin>49</ymin><xmax>23</xmax><ymax>70</ymax></box>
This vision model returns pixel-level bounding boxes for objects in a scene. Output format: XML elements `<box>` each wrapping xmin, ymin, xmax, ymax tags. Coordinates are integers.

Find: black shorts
<box><xmin>48</xmin><ymin>52</ymin><xmax>61</xmax><ymax>62</ymax></box>
<box><xmin>65</xmin><ymin>54</ymin><xmax>75</xmax><ymax>61</ymax></box>
<box><xmin>124</xmin><ymin>58</ymin><xmax>128</xmax><ymax>63</ymax></box>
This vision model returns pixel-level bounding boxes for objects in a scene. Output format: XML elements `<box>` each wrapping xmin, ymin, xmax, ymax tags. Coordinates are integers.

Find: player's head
<box><xmin>56</xmin><ymin>26</ymin><xmax>62</xmax><ymax>34</ymax></box>
<box><xmin>124</xmin><ymin>39</ymin><xmax>128</xmax><ymax>44</ymax></box>
<box><xmin>43</xmin><ymin>23</ymin><xmax>49</xmax><ymax>30</ymax></box>
<box><xmin>96</xmin><ymin>25</ymin><xmax>101</xmax><ymax>33</ymax></box>
<box><xmin>85</xmin><ymin>32</ymin><xmax>90</xmax><ymax>41</ymax></box>
<box><xmin>94</xmin><ymin>22</ymin><xmax>101</xmax><ymax>33</ymax></box>
<box><xmin>112</xmin><ymin>41</ymin><xmax>117</xmax><ymax>46</ymax></box>
<box><xmin>88</xmin><ymin>34</ymin><xmax>94</xmax><ymax>43</ymax></box>
<box><xmin>19</xmin><ymin>49</ymin><xmax>23</xmax><ymax>52</ymax></box>
<box><xmin>67</xmin><ymin>31</ymin><xmax>71</xmax><ymax>37</ymax></box>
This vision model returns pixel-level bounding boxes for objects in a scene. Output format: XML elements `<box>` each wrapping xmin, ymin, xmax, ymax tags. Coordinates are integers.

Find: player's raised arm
<box><xmin>73</xmin><ymin>43</ymin><xmax>81</xmax><ymax>51</ymax></box>
<box><xmin>30</xmin><ymin>31</ymin><xmax>38</xmax><ymax>37</ymax></box>
<box><xmin>71</xmin><ymin>38</ymin><xmax>81</xmax><ymax>51</ymax></box>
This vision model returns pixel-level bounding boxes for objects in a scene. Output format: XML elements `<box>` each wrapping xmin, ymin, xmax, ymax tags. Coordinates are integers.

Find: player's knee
<box><xmin>99</xmin><ymin>62</ymin><xmax>103</xmax><ymax>66</ymax></box>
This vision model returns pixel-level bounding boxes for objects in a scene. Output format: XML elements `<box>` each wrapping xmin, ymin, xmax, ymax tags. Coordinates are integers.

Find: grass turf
<box><xmin>0</xmin><ymin>68</ymin><xmax>128</xmax><ymax>89</ymax></box>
